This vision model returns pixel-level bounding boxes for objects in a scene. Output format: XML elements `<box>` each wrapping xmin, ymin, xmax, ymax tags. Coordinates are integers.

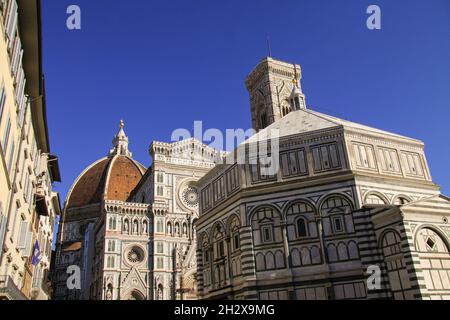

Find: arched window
<box><xmin>251</xmin><ymin>207</ymin><xmax>281</xmax><ymax>244</ymax></box>
<box><xmin>213</xmin><ymin>225</ymin><xmax>226</xmax><ymax>259</ymax></box>
<box><xmin>337</xmin><ymin>242</ymin><xmax>349</xmax><ymax>260</ymax></box>
<box><xmin>107</xmin><ymin>256</ymin><xmax>115</xmax><ymax>268</ymax></box>
<box><xmin>265</xmin><ymin>251</ymin><xmax>275</xmax><ymax>269</ymax></box>
<box><xmin>157</xmin><ymin>242</ymin><xmax>164</xmax><ymax>254</ymax></box>
<box><xmin>310</xmin><ymin>246</ymin><xmax>321</xmax><ymax>264</ymax></box>
<box><xmin>296</xmin><ymin>218</ymin><xmax>307</xmax><ymax>237</ymax></box>
<box><xmin>202</xmin><ymin>236</ymin><xmax>210</xmax><ymax>265</ymax></box>
<box><xmin>156</xmin><ymin>257</ymin><xmax>164</xmax><ymax>269</ymax></box>
<box><xmin>167</xmin><ymin>222</ymin><xmax>172</xmax><ymax>235</ymax></box>
<box><xmin>156</xmin><ymin>220</ymin><xmax>163</xmax><ymax>232</ymax></box>
<box><xmin>286</xmin><ymin>201</ymin><xmax>316</xmax><ymax>239</ymax></box>
<box><xmin>348</xmin><ymin>241</ymin><xmax>359</xmax><ymax>260</ymax></box>
<box><xmin>300</xmin><ymin>247</ymin><xmax>311</xmax><ymax>265</ymax></box>
<box><xmin>256</xmin><ymin>253</ymin><xmax>265</xmax><ymax>271</ymax></box>
<box><xmin>260</xmin><ymin>112</ymin><xmax>267</xmax><ymax>128</ymax></box>
<box><xmin>320</xmin><ymin>196</ymin><xmax>353</xmax><ymax>235</ymax></box>
<box><xmin>182</xmin><ymin>222</ymin><xmax>188</xmax><ymax>236</ymax></box>
<box><xmin>108</xmin><ymin>216</ymin><xmax>116</xmax><ymax>230</ymax></box>
<box><xmin>229</xmin><ymin>216</ymin><xmax>241</xmax><ymax>251</ymax></box>
<box><xmin>275</xmin><ymin>250</ymin><xmax>285</xmax><ymax>269</ymax></box>
<box><xmin>108</xmin><ymin>240</ymin><xmax>115</xmax><ymax>252</ymax></box>
<box><xmin>327</xmin><ymin>244</ymin><xmax>338</xmax><ymax>262</ymax></box>
<box><xmin>294</xmin><ymin>97</ymin><xmax>300</xmax><ymax>109</ymax></box>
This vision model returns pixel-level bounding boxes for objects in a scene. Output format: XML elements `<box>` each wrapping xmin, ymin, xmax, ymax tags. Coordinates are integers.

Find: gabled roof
<box><xmin>399</xmin><ymin>194</ymin><xmax>450</xmax><ymax>214</ymax></box>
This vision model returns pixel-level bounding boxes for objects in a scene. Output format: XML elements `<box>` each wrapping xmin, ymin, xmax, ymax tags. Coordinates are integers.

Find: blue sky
<box><xmin>41</xmin><ymin>0</ymin><xmax>450</xmax><ymax>202</ymax></box>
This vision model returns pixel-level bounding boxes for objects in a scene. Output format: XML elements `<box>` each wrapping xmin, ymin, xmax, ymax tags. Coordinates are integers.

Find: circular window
<box><xmin>181</xmin><ymin>186</ymin><xmax>199</xmax><ymax>208</ymax></box>
<box><xmin>126</xmin><ymin>246</ymin><xmax>145</xmax><ymax>264</ymax></box>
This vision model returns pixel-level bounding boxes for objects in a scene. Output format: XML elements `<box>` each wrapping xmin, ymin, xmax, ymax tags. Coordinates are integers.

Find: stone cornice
<box><xmin>344</xmin><ymin>129</ymin><xmax>424</xmax><ymax>150</ymax></box>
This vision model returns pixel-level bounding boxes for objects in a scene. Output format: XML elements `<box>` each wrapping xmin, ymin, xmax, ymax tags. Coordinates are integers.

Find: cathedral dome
<box><xmin>65</xmin><ymin>121</ymin><xmax>146</xmax><ymax>210</ymax></box>
<box><xmin>65</xmin><ymin>155</ymin><xmax>146</xmax><ymax>210</ymax></box>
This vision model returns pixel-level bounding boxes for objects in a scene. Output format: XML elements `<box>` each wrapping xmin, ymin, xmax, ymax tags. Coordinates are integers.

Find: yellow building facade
<box><xmin>0</xmin><ymin>0</ymin><xmax>61</xmax><ymax>300</ymax></box>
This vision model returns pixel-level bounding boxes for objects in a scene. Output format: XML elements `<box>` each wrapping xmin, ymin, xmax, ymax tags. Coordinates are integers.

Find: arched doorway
<box><xmin>124</xmin><ymin>289</ymin><xmax>145</xmax><ymax>300</ymax></box>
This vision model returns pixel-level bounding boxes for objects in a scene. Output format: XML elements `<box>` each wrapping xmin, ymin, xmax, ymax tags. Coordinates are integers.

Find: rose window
<box><xmin>126</xmin><ymin>246</ymin><xmax>145</xmax><ymax>264</ymax></box>
<box><xmin>181</xmin><ymin>186</ymin><xmax>199</xmax><ymax>208</ymax></box>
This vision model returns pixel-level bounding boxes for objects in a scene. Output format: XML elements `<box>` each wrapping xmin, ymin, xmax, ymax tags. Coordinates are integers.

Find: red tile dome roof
<box><xmin>65</xmin><ymin>155</ymin><xmax>146</xmax><ymax>210</ymax></box>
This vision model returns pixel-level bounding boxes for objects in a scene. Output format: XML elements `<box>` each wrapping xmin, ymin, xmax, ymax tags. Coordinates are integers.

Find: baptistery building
<box><xmin>195</xmin><ymin>57</ymin><xmax>450</xmax><ymax>300</ymax></box>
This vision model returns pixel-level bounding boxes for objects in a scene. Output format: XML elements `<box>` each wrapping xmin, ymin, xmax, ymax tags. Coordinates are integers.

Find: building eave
<box><xmin>18</xmin><ymin>0</ymin><xmax>51</xmax><ymax>153</ymax></box>
<box><xmin>48</xmin><ymin>154</ymin><xmax>61</xmax><ymax>182</ymax></box>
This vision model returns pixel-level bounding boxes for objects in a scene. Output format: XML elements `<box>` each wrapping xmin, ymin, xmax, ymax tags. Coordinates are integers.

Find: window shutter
<box><xmin>17</xmin><ymin>220</ymin><xmax>28</xmax><ymax>249</ymax></box>
<box><xmin>2</xmin><ymin>116</ymin><xmax>11</xmax><ymax>154</ymax></box>
<box><xmin>0</xmin><ymin>204</ymin><xmax>7</xmax><ymax>248</ymax></box>
<box><xmin>5</xmin><ymin>0</ymin><xmax>18</xmax><ymax>45</ymax></box>
<box><xmin>34</xmin><ymin>152</ymin><xmax>41</xmax><ymax>174</ymax></box>
<box><xmin>15</xmin><ymin>68</ymin><xmax>24</xmax><ymax>104</ymax></box>
<box><xmin>7</xmin><ymin>139</ymin><xmax>15</xmax><ymax>173</ymax></box>
<box><xmin>17</xmin><ymin>75</ymin><xmax>26</xmax><ymax>127</ymax></box>
<box><xmin>24</xmin><ymin>172</ymin><xmax>29</xmax><ymax>202</ymax></box>
<box><xmin>27</xmin><ymin>180</ymin><xmax>34</xmax><ymax>205</ymax></box>
<box><xmin>22</xmin><ymin>231</ymin><xmax>33</xmax><ymax>257</ymax></box>
<box><xmin>18</xmin><ymin>93</ymin><xmax>26</xmax><ymax>127</ymax></box>
<box><xmin>11</xmin><ymin>36</ymin><xmax>22</xmax><ymax>77</ymax></box>
<box><xmin>0</xmin><ymin>80</ymin><xmax>6</xmax><ymax>123</ymax></box>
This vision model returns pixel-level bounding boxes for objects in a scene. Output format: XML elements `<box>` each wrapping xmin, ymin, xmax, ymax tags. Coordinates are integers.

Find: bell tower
<box><xmin>245</xmin><ymin>57</ymin><xmax>306</xmax><ymax>131</ymax></box>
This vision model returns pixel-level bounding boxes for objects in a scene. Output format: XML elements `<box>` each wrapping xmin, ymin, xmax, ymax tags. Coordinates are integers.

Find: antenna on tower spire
<box><xmin>266</xmin><ymin>35</ymin><xmax>272</xmax><ymax>58</ymax></box>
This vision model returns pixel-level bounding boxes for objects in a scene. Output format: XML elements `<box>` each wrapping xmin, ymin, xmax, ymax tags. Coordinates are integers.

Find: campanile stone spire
<box><xmin>109</xmin><ymin>119</ymin><xmax>132</xmax><ymax>157</ymax></box>
<box><xmin>245</xmin><ymin>57</ymin><xmax>307</xmax><ymax>131</ymax></box>
<box><xmin>290</xmin><ymin>66</ymin><xmax>306</xmax><ymax>111</ymax></box>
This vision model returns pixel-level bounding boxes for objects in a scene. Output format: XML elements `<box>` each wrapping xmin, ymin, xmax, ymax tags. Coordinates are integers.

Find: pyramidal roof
<box><xmin>245</xmin><ymin>108</ymin><xmax>423</xmax><ymax>145</ymax></box>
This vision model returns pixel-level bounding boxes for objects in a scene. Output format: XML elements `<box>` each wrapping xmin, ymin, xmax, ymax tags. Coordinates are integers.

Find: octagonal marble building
<box><xmin>195</xmin><ymin>57</ymin><xmax>450</xmax><ymax>300</ymax></box>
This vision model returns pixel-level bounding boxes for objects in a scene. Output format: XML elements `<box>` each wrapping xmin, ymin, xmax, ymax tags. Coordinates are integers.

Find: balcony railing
<box><xmin>0</xmin><ymin>275</ymin><xmax>27</xmax><ymax>300</ymax></box>
<box><xmin>34</xmin><ymin>173</ymin><xmax>49</xmax><ymax>216</ymax></box>
<box><xmin>30</xmin><ymin>280</ymin><xmax>51</xmax><ymax>300</ymax></box>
